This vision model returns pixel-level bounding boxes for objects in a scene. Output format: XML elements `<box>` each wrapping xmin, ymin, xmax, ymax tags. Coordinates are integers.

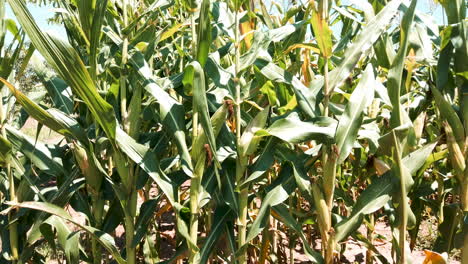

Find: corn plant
<box><xmin>429</xmin><ymin>0</ymin><xmax>468</xmax><ymax>262</ymax></box>
<box><xmin>0</xmin><ymin>0</ymin><xmax>466</xmax><ymax>263</ymax></box>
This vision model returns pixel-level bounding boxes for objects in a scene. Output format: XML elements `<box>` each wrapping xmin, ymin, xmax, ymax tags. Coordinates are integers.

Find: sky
<box><xmin>416</xmin><ymin>0</ymin><xmax>444</xmax><ymax>23</ymax></box>
<box><xmin>5</xmin><ymin>3</ymin><xmax>66</xmax><ymax>37</ymax></box>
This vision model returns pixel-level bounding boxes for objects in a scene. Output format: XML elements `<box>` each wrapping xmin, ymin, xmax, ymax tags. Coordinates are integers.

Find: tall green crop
<box><xmin>0</xmin><ymin>0</ymin><xmax>465</xmax><ymax>263</ymax></box>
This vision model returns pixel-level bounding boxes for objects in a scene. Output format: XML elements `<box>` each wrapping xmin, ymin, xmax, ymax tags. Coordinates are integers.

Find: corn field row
<box><xmin>0</xmin><ymin>0</ymin><xmax>466</xmax><ymax>263</ymax></box>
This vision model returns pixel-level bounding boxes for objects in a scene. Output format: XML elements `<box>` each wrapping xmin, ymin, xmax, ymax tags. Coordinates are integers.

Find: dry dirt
<box><xmin>21</xmin><ymin>117</ymin><xmax>64</xmax><ymax>145</ymax></box>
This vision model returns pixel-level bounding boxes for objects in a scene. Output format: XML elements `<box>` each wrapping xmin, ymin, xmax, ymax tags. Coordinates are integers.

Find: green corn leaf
<box><xmin>174</xmin><ymin>205</ymin><xmax>199</xmax><ymax>257</ymax></box>
<box><xmin>128</xmin><ymin>83</ymin><xmax>142</xmax><ymax>138</ymax></box>
<box><xmin>4</xmin><ymin>201</ymin><xmax>125</xmax><ymax>264</ymax></box>
<box><xmin>143</xmin><ymin>232</ymin><xmax>159</xmax><ymax>264</ymax></box>
<box><xmin>431</xmin><ymin>85</ymin><xmax>465</xmax><ymax>149</ymax></box>
<box><xmin>273</xmin><ymin>146</ymin><xmax>315</xmax><ymax>203</ymax></box>
<box><xmin>143</xmin><ymin>234</ymin><xmax>161</xmax><ymax>264</ymax></box>
<box><xmin>396</xmin><ymin>138</ymin><xmax>436</xmax><ymax>234</ymax></box>
<box><xmin>89</xmin><ymin>0</ymin><xmax>108</xmax><ymax>80</ymax></box>
<box><xmin>144</xmin><ymin>81</ymin><xmax>193</xmax><ymax>176</ymax></box>
<box><xmin>200</xmin><ymin>206</ymin><xmax>234</xmax><ymax>264</ymax></box>
<box><xmin>0</xmin><ymin>77</ymin><xmax>67</xmax><ymax>133</ymax></box>
<box><xmin>335</xmin><ymin>173</ymin><xmax>393</xmax><ymax>242</ymax></box>
<box><xmin>0</xmin><ymin>77</ymin><xmax>88</xmax><ymax>146</ymax></box>
<box><xmin>129</xmin><ymin>49</ymin><xmax>193</xmax><ymax>176</ymax></box>
<box><xmin>259</xmin><ymin>80</ymin><xmax>279</xmax><ymax>106</ymax></box>
<box><xmin>132</xmin><ymin>199</ymin><xmax>160</xmax><ymax>247</ymax></box>
<box><xmin>257</xmin><ymin>112</ymin><xmax>335</xmax><ymax>144</ymax></box>
<box><xmin>335</xmin><ymin>64</ymin><xmax>375</xmax><ymax>164</ymax></box>
<box><xmin>291</xmin><ymin>156</ymin><xmax>315</xmax><ymax>202</ymax></box>
<box><xmin>327</xmin><ymin>0</ymin><xmax>402</xmax><ymax>92</ymax></box>
<box><xmin>39</xmin><ymin>222</ymin><xmax>58</xmax><ymax>258</ymax></box>
<box><xmin>116</xmin><ymin>127</ymin><xmax>177</xmax><ymax>206</ymax></box>
<box><xmin>31</xmin><ymin>59</ymin><xmax>74</xmax><ymax>115</ymax></box>
<box><xmin>26</xmin><ymin>170</ymin><xmax>84</xmax><ymax>244</ymax></box>
<box><xmin>15</xmin><ymin>42</ymin><xmax>35</xmax><ymax>80</ymax></box>
<box><xmin>42</xmin><ymin>216</ymin><xmax>81</xmax><ymax>264</ymax></box>
<box><xmin>115</xmin><ymin>129</ymin><xmax>197</xmax><ymax>252</ymax></box>
<box><xmin>374</xmin><ymin>33</ymin><xmax>396</xmax><ymax>69</ymax></box>
<box><xmin>272</xmin><ymin>204</ymin><xmax>324</xmax><ymax>263</ymax></box>
<box><xmin>433</xmin><ymin>204</ymin><xmax>459</xmax><ymax>252</ymax></box>
<box><xmin>6</xmin><ymin>125</ymin><xmax>65</xmax><ymax>176</ymax></box>
<box><xmin>76</xmin><ymin>0</ymin><xmax>94</xmax><ymax>40</ymax></box>
<box><xmin>237</xmin><ymin>22</ymin><xmax>305</xmax><ymax>72</ymax></box>
<box><xmin>335</xmin><ymin>142</ymin><xmax>437</xmax><ymax>241</ymax></box>
<box><xmin>184</xmin><ymin>61</ymin><xmax>219</xmax><ymax>166</ymax></box>
<box><xmin>335</xmin><ymin>137</ymin><xmax>437</xmax><ymax>241</ymax></box>
<box><xmin>403</xmin><ymin>141</ymin><xmax>438</xmax><ymax>175</ymax></box>
<box><xmin>191</xmin><ymin>102</ymin><xmax>229</xmax><ymax>163</ymax></box>
<box><xmin>47</xmin><ymin>108</ymin><xmax>88</xmax><ymax>141</ymax></box>
<box><xmin>377</xmin><ymin>123</ymin><xmax>412</xmax><ymax>156</ymax></box>
<box><xmin>0</xmin><ymin>29</ymin><xmax>24</xmax><ymax>80</ymax></box>
<box><xmin>238</xmin><ymin>107</ymin><xmax>270</xmax><ymax>161</ymax></box>
<box><xmin>387</xmin><ymin>0</ymin><xmax>417</xmax><ymax>127</ymax></box>
<box><xmin>0</xmin><ymin>134</ymin><xmax>12</xmax><ymax>163</ymax></box>
<box><xmin>245</xmin><ymin>164</ymin><xmax>296</xmax><ymax>244</ymax></box>
<box><xmin>196</xmin><ymin>0</ymin><xmax>211</xmax><ymax>67</ymax></box>
<box><xmin>255</xmin><ymin>59</ymin><xmax>319</xmax><ymax>117</ymax></box>
<box><xmin>7</xmin><ymin>0</ymin><xmax>117</xmax><ymax>141</ymax></box>
<box><xmin>222</xmin><ymin>161</ymin><xmax>239</xmax><ymax>212</ymax></box>
<box><xmin>127</xmin><ymin>84</ymin><xmax>142</xmax><ymax>138</ymax></box>
<box><xmin>439</xmin><ymin>0</ymin><xmax>465</xmax><ymax>24</ymax></box>
<box><xmin>352</xmin><ymin>233</ymin><xmax>391</xmax><ymax>264</ymax></box>
<box><xmin>55</xmin><ymin>3</ymin><xmax>89</xmax><ymax>47</ymax></box>
<box><xmin>391</xmin><ymin>130</ymin><xmax>415</xmax><ymax>230</ymax></box>
<box><xmin>5</xmin><ymin>18</ymin><xmax>20</xmax><ymax>40</ymax></box>
<box><xmin>240</xmin><ymin>137</ymin><xmax>278</xmax><ymax>187</ymax></box>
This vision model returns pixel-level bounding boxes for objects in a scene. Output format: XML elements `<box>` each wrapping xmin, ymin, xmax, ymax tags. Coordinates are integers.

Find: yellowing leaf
<box><xmin>422</xmin><ymin>250</ymin><xmax>447</xmax><ymax>264</ymax></box>
<box><xmin>260</xmin><ymin>81</ymin><xmax>279</xmax><ymax>106</ymax></box>
<box><xmin>284</xmin><ymin>43</ymin><xmax>321</xmax><ymax>54</ymax></box>
<box><xmin>373</xmin><ymin>158</ymin><xmax>390</xmax><ymax>176</ymax></box>
<box><xmin>278</xmin><ymin>95</ymin><xmax>298</xmax><ymax>114</ymax></box>
<box><xmin>135</xmin><ymin>42</ymin><xmax>148</xmax><ymax>53</ymax></box>
<box><xmin>160</xmin><ymin>23</ymin><xmax>186</xmax><ymax>42</ymax></box>
<box><xmin>456</xmin><ymin>71</ymin><xmax>468</xmax><ymax>80</ymax></box>
<box><xmin>405</xmin><ymin>49</ymin><xmax>417</xmax><ymax>92</ymax></box>
<box><xmin>240</xmin><ymin>20</ymin><xmax>254</xmax><ymax>49</ymax></box>
<box><xmin>310</xmin><ymin>10</ymin><xmax>332</xmax><ymax>58</ymax></box>
<box><xmin>301</xmin><ymin>50</ymin><xmax>311</xmax><ymax>86</ymax></box>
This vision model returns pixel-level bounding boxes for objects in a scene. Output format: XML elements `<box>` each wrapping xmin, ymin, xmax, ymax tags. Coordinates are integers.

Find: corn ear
<box><xmin>444</xmin><ymin>122</ymin><xmax>466</xmax><ymax>178</ymax></box>
<box><xmin>72</xmin><ymin>143</ymin><xmax>103</xmax><ymax>194</ymax></box>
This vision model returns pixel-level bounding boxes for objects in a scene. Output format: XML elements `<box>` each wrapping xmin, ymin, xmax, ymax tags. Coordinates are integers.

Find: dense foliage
<box><xmin>0</xmin><ymin>0</ymin><xmax>466</xmax><ymax>263</ymax></box>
